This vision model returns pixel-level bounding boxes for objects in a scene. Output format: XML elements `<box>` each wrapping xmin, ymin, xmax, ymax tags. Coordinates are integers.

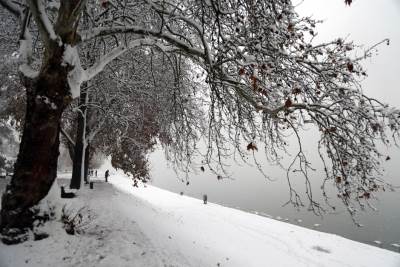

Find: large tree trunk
<box><xmin>70</xmin><ymin>89</ymin><xmax>87</xmax><ymax>189</ymax></box>
<box><xmin>84</xmin><ymin>107</ymin><xmax>91</xmax><ymax>184</ymax></box>
<box><xmin>84</xmin><ymin>143</ymin><xmax>90</xmax><ymax>183</ymax></box>
<box><xmin>0</xmin><ymin>52</ymin><xmax>71</xmax><ymax>243</ymax></box>
<box><xmin>63</xmin><ymin>131</ymin><xmax>75</xmax><ymax>163</ymax></box>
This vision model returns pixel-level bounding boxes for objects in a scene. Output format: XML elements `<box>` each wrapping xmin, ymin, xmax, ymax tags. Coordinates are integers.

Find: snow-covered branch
<box><xmin>79</xmin><ymin>26</ymin><xmax>205</xmax><ymax>59</ymax></box>
<box><xmin>85</xmin><ymin>38</ymin><xmax>157</xmax><ymax>81</ymax></box>
<box><xmin>18</xmin><ymin>9</ymin><xmax>39</xmax><ymax>79</ymax></box>
<box><xmin>27</xmin><ymin>0</ymin><xmax>57</xmax><ymax>44</ymax></box>
<box><xmin>60</xmin><ymin>127</ymin><xmax>75</xmax><ymax>146</ymax></box>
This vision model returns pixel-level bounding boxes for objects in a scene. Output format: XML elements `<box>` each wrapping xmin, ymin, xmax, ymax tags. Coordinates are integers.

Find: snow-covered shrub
<box><xmin>61</xmin><ymin>206</ymin><xmax>95</xmax><ymax>235</ymax></box>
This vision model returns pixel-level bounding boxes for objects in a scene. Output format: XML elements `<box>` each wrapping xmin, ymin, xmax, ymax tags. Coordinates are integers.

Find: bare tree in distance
<box><xmin>0</xmin><ymin>0</ymin><xmax>398</xmax><ymax>243</ymax></box>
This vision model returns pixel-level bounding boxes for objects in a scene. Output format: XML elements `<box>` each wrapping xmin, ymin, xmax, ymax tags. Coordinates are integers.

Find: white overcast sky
<box><xmin>296</xmin><ymin>0</ymin><xmax>400</xmax><ymax>107</ymax></box>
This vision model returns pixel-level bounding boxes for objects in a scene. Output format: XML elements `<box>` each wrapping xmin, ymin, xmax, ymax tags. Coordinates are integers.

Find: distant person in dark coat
<box><xmin>105</xmin><ymin>170</ymin><xmax>109</xmax><ymax>182</ymax></box>
<box><xmin>203</xmin><ymin>194</ymin><xmax>208</xmax><ymax>204</ymax></box>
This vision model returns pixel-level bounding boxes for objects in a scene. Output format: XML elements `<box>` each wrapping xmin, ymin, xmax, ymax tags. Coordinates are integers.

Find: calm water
<box><xmin>149</xmin><ymin>142</ymin><xmax>400</xmax><ymax>253</ymax></box>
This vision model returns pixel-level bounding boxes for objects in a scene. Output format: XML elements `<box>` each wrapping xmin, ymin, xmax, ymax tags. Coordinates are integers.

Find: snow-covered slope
<box><xmin>0</xmin><ymin>174</ymin><xmax>399</xmax><ymax>267</ymax></box>
<box><xmin>110</xmin><ymin>175</ymin><xmax>400</xmax><ymax>267</ymax></box>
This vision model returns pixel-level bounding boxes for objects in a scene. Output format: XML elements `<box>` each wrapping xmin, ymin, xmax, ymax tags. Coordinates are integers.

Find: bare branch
<box><xmin>0</xmin><ymin>0</ymin><xmax>22</xmax><ymax>17</ymax></box>
<box><xmin>26</xmin><ymin>0</ymin><xmax>57</xmax><ymax>45</ymax></box>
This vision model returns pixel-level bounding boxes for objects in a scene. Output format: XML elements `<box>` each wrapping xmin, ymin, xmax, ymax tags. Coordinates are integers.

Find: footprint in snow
<box><xmin>312</xmin><ymin>245</ymin><xmax>331</xmax><ymax>253</ymax></box>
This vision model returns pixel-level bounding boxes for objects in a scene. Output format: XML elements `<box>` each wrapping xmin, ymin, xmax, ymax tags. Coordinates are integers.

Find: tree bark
<box><xmin>66</xmin><ymin>139</ymin><xmax>75</xmax><ymax>163</ymax></box>
<box><xmin>70</xmin><ymin>89</ymin><xmax>87</xmax><ymax>189</ymax></box>
<box><xmin>84</xmin><ymin>106</ymin><xmax>91</xmax><ymax>184</ymax></box>
<box><xmin>84</xmin><ymin>144</ymin><xmax>90</xmax><ymax>183</ymax></box>
<box><xmin>60</xmin><ymin>128</ymin><xmax>75</xmax><ymax>162</ymax></box>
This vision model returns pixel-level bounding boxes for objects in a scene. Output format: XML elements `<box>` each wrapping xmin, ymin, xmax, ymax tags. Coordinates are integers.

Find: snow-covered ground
<box><xmin>0</xmin><ymin>173</ymin><xmax>399</xmax><ymax>267</ymax></box>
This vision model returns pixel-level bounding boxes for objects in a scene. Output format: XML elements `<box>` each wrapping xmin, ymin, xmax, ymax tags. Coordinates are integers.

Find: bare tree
<box><xmin>0</xmin><ymin>0</ymin><xmax>399</xmax><ymax>243</ymax></box>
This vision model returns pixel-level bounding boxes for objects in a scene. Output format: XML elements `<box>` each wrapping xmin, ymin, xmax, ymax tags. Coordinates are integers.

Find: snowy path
<box><xmin>0</xmin><ymin>179</ymin><xmax>168</xmax><ymax>267</ymax></box>
<box><xmin>1</xmin><ymin>175</ymin><xmax>400</xmax><ymax>267</ymax></box>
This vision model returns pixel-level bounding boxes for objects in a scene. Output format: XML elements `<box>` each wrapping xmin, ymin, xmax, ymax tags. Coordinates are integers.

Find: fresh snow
<box><xmin>36</xmin><ymin>95</ymin><xmax>58</xmax><ymax>110</ymax></box>
<box><xmin>18</xmin><ymin>64</ymin><xmax>39</xmax><ymax>79</ymax></box>
<box><xmin>18</xmin><ymin>36</ymin><xmax>39</xmax><ymax>79</ymax></box>
<box><xmin>19</xmin><ymin>34</ymin><xmax>33</xmax><ymax>64</ymax></box>
<box><xmin>0</xmin><ymin>173</ymin><xmax>399</xmax><ymax>267</ymax></box>
<box><xmin>62</xmin><ymin>45</ymin><xmax>86</xmax><ymax>98</ymax></box>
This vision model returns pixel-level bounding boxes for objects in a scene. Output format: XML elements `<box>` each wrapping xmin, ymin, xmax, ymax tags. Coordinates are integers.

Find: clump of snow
<box><xmin>62</xmin><ymin>45</ymin><xmax>87</xmax><ymax>99</ymax></box>
<box><xmin>19</xmin><ymin>64</ymin><xmax>39</xmax><ymax>79</ymax></box>
<box><xmin>36</xmin><ymin>95</ymin><xmax>57</xmax><ymax>110</ymax></box>
<box><xmin>18</xmin><ymin>36</ymin><xmax>39</xmax><ymax>79</ymax></box>
<box><xmin>243</xmin><ymin>53</ymin><xmax>256</xmax><ymax>64</ymax></box>
<box><xmin>47</xmin><ymin>0</ymin><xmax>60</xmax><ymax>10</ymax></box>
<box><xmin>19</xmin><ymin>39</ymin><xmax>32</xmax><ymax>62</ymax></box>
<box><xmin>34</xmin><ymin>180</ymin><xmax>64</xmax><ymax>222</ymax></box>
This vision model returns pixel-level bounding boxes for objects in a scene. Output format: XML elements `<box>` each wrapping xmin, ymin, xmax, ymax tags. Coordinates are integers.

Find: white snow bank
<box><xmin>109</xmin><ymin>174</ymin><xmax>400</xmax><ymax>267</ymax></box>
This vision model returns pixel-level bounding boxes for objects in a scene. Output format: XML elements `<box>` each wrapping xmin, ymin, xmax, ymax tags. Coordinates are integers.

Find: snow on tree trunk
<box><xmin>62</xmin><ymin>45</ymin><xmax>86</xmax><ymax>98</ymax></box>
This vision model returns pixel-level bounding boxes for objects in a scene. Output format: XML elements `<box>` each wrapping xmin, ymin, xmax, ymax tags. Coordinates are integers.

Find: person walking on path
<box><xmin>105</xmin><ymin>170</ymin><xmax>109</xmax><ymax>182</ymax></box>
